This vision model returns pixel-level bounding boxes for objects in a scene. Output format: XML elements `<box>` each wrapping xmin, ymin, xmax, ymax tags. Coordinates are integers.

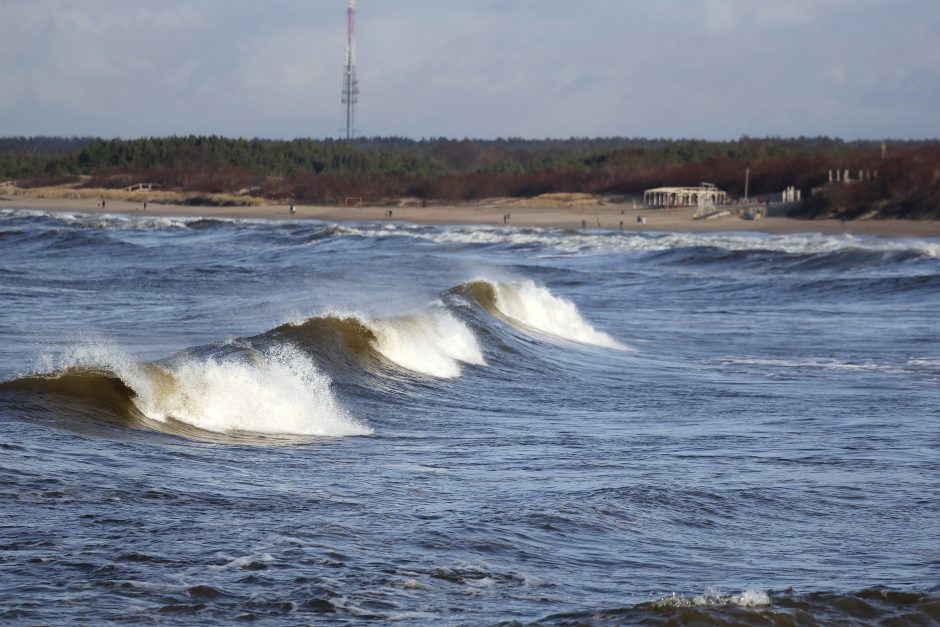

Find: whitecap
<box><xmin>367</xmin><ymin>307</ymin><xmax>485</xmax><ymax>378</ymax></box>
<box><xmin>475</xmin><ymin>278</ymin><xmax>626</xmax><ymax>350</ymax></box>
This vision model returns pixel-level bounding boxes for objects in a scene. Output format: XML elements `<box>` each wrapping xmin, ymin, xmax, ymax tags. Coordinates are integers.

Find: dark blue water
<box><xmin>1</xmin><ymin>209</ymin><xmax>938</xmax><ymax>624</ymax></box>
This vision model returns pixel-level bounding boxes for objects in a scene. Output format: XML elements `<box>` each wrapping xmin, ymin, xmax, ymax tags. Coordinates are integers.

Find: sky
<box><xmin>1</xmin><ymin>0</ymin><xmax>939</xmax><ymax>140</ymax></box>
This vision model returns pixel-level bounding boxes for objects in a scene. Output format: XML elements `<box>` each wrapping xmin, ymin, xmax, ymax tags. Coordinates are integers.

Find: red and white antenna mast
<box><xmin>342</xmin><ymin>0</ymin><xmax>359</xmax><ymax>140</ymax></box>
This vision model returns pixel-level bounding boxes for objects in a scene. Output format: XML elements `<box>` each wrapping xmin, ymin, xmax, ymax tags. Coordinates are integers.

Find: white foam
<box><xmin>484</xmin><ymin>279</ymin><xmax>625</xmax><ymax>350</ymax></box>
<box><xmin>908</xmin><ymin>357</ymin><xmax>940</xmax><ymax>368</ymax></box>
<box><xmin>656</xmin><ymin>587</ymin><xmax>770</xmax><ymax>609</ymax></box>
<box><xmin>734</xmin><ymin>588</ymin><xmax>771</xmax><ymax>607</ymax></box>
<box><xmin>719</xmin><ymin>356</ymin><xmax>904</xmax><ymax>374</ymax></box>
<box><xmin>367</xmin><ymin>307</ymin><xmax>485</xmax><ymax>378</ymax></box>
<box><xmin>43</xmin><ymin>342</ymin><xmax>370</xmax><ymax>437</ymax></box>
<box><xmin>44</xmin><ymin>212</ymin><xmax>191</xmax><ymax>231</ymax></box>
<box><xmin>351</xmin><ymin>223</ymin><xmax>940</xmax><ymax>258</ymax></box>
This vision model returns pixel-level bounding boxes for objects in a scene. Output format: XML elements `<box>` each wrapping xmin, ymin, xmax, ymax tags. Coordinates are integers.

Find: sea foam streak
<box><xmin>349</xmin><ymin>223</ymin><xmax>940</xmax><ymax>259</ymax></box>
<box><xmin>38</xmin><ymin>343</ymin><xmax>370</xmax><ymax>437</ymax></box>
<box><xmin>463</xmin><ymin>279</ymin><xmax>625</xmax><ymax>350</ymax></box>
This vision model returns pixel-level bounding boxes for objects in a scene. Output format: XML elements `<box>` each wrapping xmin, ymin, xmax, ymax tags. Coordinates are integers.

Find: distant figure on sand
<box><xmin>289</xmin><ymin>203</ymin><xmax>295</xmax><ymax>215</ymax></box>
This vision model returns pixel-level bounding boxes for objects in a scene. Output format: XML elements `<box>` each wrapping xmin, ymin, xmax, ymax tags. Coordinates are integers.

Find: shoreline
<box><xmin>3</xmin><ymin>193</ymin><xmax>940</xmax><ymax>238</ymax></box>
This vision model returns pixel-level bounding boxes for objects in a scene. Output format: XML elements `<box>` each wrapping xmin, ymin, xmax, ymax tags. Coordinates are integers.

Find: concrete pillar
<box><xmin>844</xmin><ymin>169</ymin><xmax>850</xmax><ymax>183</ymax></box>
<box><xmin>829</xmin><ymin>170</ymin><xmax>833</xmax><ymax>182</ymax></box>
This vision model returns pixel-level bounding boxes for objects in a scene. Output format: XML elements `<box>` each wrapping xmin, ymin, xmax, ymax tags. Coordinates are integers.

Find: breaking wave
<box><xmin>368</xmin><ymin>308</ymin><xmax>485</xmax><ymax>378</ymax></box>
<box><xmin>273</xmin><ymin>306</ymin><xmax>485</xmax><ymax>379</ymax></box>
<box><xmin>331</xmin><ymin>222</ymin><xmax>940</xmax><ymax>260</ymax></box>
<box><xmin>2</xmin><ymin>278</ymin><xmax>619</xmax><ymax>441</ymax></box>
<box><xmin>457</xmin><ymin>279</ymin><xmax>626</xmax><ymax>350</ymax></box>
<box><xmin>4</xmin><ymin>343</ymin><xmax>370</xmax><ymax>438</ymax></box>
<box><xmin>540</xmin><ymin>587</ymin><xmax>940</xmax><ymax>625</ymax></box>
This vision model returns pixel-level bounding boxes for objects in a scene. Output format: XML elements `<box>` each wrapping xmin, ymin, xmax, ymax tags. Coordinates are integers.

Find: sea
<box><xmin>0</xmin><ymin>208</ymin><xmax>938</xmax><ymax>625</ymax></box>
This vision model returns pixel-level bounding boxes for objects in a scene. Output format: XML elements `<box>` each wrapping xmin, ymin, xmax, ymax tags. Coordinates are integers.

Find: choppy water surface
<box><xmin>1</xmin><ymin>209</ymin><xmax>938</xmax><ymax>625</ymax></box>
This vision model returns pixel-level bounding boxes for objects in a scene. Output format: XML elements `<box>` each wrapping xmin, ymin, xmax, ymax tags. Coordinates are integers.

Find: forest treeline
<box><xmin>1</xmin><ymin>136</ymin><xmax>937</xmax><ymax>218</ymax></box>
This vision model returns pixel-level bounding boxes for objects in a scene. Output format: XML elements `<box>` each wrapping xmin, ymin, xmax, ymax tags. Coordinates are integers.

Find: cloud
<box><xmin>827</xmin><ymin>64</ymin><xmax>847</xmax><ymax>85</ymax></box>
<box><xmin>704</xmin><ymin>0</ymin><xmax>737</xmax><ymax>33</ymax></box>
<box><xmin>0</xmin><ymin>0</ymin><xmax>937</xmax><ymax>138</ymax></box>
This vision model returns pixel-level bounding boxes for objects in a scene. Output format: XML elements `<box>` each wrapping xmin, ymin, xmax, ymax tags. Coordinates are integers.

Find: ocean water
<box><xmin>0</xmin><ymin>208</ymin><xmax>938</xmax><ymax>625</ymax></box>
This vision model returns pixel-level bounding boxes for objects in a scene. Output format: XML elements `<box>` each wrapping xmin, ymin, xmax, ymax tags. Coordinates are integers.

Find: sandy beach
<box><xmin>2</xmin><ymin>191</ymin><xmax>939</xmax><ymax>238</ymax></box>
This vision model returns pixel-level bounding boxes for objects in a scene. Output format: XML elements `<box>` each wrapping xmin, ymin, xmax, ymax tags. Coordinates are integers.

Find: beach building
<box><xmin>644</xmin><ymin>183</ymin><xmax>728</xmax><ymax>208</ymax></box>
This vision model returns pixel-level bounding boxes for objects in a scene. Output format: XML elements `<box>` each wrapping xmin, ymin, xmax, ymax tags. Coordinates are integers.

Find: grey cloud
<box><xmin>0</xmin><ymin>0</ymin><xmax>937</xmax><ymax>138</ymax></box>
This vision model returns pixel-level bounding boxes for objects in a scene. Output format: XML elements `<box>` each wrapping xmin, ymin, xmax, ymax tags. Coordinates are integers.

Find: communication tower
<box><xmin>342</xmin><ymin>0</ymin><xmax>359</xmax><ymax>140</ymax></box>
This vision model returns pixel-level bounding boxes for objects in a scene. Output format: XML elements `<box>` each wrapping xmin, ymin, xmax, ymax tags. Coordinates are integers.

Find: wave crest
<box><xmin>138</xmin><ymin>344</ymin><xmax>369</xmax><ymax>436</ymax></box>
<box><xmin>8</xmin><ymin>343</ymin><xmax>370</xmax><ymax>438</ymax></box>
<box><xmin>276</xmin><ymin>308</ymin><xmax>485</xmax><ymax>379</ymax></box>
<box><xmin>458</xmin><ymin>279</ymin><xmax>625</xmax><ymax>350</ymax></box>
<box><xmin>369</xmin><ymin>308</ymin><xmax>485</xmax><ymax>378</ymax></box>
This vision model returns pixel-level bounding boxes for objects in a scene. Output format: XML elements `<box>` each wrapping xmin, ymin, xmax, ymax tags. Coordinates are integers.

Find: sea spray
<box><xmin>467</xmin><ymin>279</ymin><xmax>625</xmax><ymax>350</ymax></box>
<box><xmin>265</xmin><ymin>304</ymin><xmax>486</xmax><ymax>380</ymax></box>
<box><xmin>35</xmin><ymin>342</ymin><xmax>370</xmax><ymax>437</ymax></box>
<box><xmin>368</xmin><ymin>307</ymin><xmax>485</xmax><ymax>378</ymax></box>
<box><xmin>137</xmin><ymin>344</ymin><xmax>370</xmax><ymax>436</ymax></box>
<box><xmin>651</xmin><ymin>587</ymin><xmax>771</xmax><ymax>609</ymax></box>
